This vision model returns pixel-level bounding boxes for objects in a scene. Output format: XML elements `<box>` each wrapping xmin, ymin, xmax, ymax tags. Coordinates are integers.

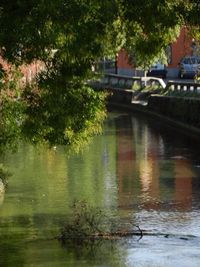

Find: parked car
<box><xmin>147</xmin><ymin>62</ymin><xmax>167</xmax><ymax>79</ymax></box>
<box><xmin>178</xmin><ymin>56</ymin><xmax>200</xmax><ymax>79</ymax></box>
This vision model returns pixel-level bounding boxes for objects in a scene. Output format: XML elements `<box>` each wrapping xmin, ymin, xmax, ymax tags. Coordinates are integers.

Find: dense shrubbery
<box><xmin>0</xmin><ymin>164</ymin><xmax>11</xmax><ymax>188</ymax></box>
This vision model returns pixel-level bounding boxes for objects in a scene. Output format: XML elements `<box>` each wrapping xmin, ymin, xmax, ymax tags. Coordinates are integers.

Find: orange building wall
<box><xmin>20</xmin><ymin>61</ymin><xmax>44</xmax><ymax>84</ymax></box>
<box><xmin>117</xmin><ymin>49</ymin><xmax>133</xmax><ymax>70</ymax></box>
<box><xmin>0</xmin><ymin>56</ymin><xmax>43</xmax><ymax>84</ymax></box>
<box><xmin>117</xmin><ymin>27</ymin><xmax>193</xmax><ymax>71</ymax></box>
<box><xmin>169</xmin><ymin>27</ymin><xmax>192</xmax><ymax>68</ymax></box>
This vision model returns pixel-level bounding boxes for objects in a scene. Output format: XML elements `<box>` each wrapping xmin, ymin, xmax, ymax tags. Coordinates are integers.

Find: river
<box><xmin>0</xmin><ymin>111</ymin><xmax>200</xmax><ymax>266</ymax></box>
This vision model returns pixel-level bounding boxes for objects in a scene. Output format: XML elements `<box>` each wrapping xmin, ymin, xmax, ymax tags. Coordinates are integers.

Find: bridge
<box><xmin>89</xmin><ymin>73</ymin><xmax>200</xmax><ymax>138</ymax></box>
<box><xmin>98</xmin><ymin>73</ymin><xmax>167</xmax><ymax>89</ymax></box>
<box><xmin>90</xmin><ymin>73</ymin><xmax>200</xmax><ymax>98</ymax></box>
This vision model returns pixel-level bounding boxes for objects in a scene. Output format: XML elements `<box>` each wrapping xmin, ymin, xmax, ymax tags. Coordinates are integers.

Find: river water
<box><xmin>1</xmin><ymin>111</ymin><xmax>200</xmax><ymax>266</ymax></box>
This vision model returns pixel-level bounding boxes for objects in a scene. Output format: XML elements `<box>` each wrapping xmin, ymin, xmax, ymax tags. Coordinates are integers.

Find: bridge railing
<box><xmin>165</xmin><ymin>81</ymin><xmax>200</xmax><ymax>93</ymax></box>
<box><xmin>101</xmin><ymin>73</ymin><xmax>166</xmax><ymax>89</ymax></box>
<box><xmin>90</xmin><ymin>73</ymin><xmax>200</xmax><ymax>95</ymax></box>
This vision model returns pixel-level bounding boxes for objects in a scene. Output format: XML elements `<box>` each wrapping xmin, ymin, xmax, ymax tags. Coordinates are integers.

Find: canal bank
<box><xmin>106</xmin><ymin>87</ymin><xmax>200</xmax><ymax>142</ymax></box>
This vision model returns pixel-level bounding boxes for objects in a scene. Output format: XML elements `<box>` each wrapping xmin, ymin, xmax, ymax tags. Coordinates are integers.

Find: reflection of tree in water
<box><xmin>0</xmin><ymin>213</ymin><xmax>65</xmax><ymax>266</ymax></box>
<box><xmin>60</xmin><ymin>239</ymin><xmax>126</xmax><ymax>267</ymax></box>
<box><xmin>0</xmin><ymin>239</ymin><xmax>25</xmax><ymax>267</ymax></box>
<box><xmin>0</xmin><ymin>217</ymin><xmax>26</xmax><ymax>267</ymax></box>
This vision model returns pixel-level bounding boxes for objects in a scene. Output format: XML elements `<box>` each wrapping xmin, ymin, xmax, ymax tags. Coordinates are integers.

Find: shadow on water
<box><xmin>0</xmin><ymin>214</ymin><xmax>128</xmax><ymax>267</ymax></box>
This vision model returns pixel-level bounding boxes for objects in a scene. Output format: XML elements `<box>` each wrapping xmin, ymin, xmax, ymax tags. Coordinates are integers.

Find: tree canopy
<box><xmin>115</xmin><ymin>0</ymin><xmax>199</xmax><ymax>66</ymax></box>
<box><xmin>0</xmin><ymin>0</ymin><xmax>199</xmax><ymax>150</ymax></box>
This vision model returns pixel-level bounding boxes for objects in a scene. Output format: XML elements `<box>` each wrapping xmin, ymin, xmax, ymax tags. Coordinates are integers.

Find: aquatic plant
<box><xmin>59</xmin><ymin>201</ymin><xmax>107</xmax><ymax>241</ymax></box>
<box><xmin>59</xmin><ymin>201</ymin><xmax>143</xmax><ymax>243</ymax></box>
<box><xmin>0</xmin><ymin>164</ymin><xmax>11</xmax><ymax>188</ymax></box>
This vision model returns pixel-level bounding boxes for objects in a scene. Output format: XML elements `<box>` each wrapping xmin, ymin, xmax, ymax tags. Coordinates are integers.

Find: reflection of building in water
<box><xmin>173</xmin><ymin>158</ymin><xmax>193</xmax><ymax>211</ymax></box>
<box><xmin>138</xmin><ymin>125</ymin><xmax>161</xmax><ymax>210</ymax></box>
<box><xmin>115</xmin><ymin>115</ymin><xmax>196</xmax><ymax>213</ymax></box>
<box><xmin>0</xmin><ymin>180</ymin><xmax>5</xmax><ymax>207</ymax></box>
<box><xmin>116</xmin><ymin>117</ymin><xmax>162</xmax><ymax>210</ymax></box>
<box><xmin>115</xmin><ymin>116</ymin><xmax>137</xmax><ymax>209</ymax></box>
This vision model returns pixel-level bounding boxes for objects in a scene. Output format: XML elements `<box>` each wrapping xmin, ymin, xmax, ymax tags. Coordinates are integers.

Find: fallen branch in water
<box><xmin>58</xmin><ymin>225</ymin><xmax>143</xmax><ymax>242</ymax></box>
<box><xmin>58</xmin><ymin>201</ymin><xmax>144</xmax><ymax>243</ymax></box>
<box><xmin>89</xmin><ymin>225</ymin><xmax>143</xmax><ymax>240</ymax></box>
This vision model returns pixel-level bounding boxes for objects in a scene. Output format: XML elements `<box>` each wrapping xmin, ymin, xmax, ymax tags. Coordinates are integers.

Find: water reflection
<box><xmin>0</xmin><ymin>182</ymin><xmax>5</xmax><ymax>207</ymax></box>
<box><xmin>115</xmin><ymin>114</ymin><xmax>199</xmax><ymax>214</ymax></box>
<box><xmin>1</xmin><ymin>112</ymin><xmax>200</xmax><ymax>266</ymax></box>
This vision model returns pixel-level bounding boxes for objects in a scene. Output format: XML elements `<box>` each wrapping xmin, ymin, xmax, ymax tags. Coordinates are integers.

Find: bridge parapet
<box><xmin>101</xmin><ymin>73</ymin><xmax>166</xmax><ymax>89</ymax></box>
<box><xmin>90</xmin><ymin>74</ymin><xmax>200</xmax><ymax>97</ymax></box>
<box><xmin>166</xmin><ymin>81</ymin><xmax>200</xmax><ymax>93</ymax></box>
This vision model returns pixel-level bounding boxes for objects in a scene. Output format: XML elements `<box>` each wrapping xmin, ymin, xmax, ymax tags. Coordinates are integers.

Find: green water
<box><xmin>1</xmin><ymin>112</ymin><xmax>200</xmax><ymax>266</ymax></box>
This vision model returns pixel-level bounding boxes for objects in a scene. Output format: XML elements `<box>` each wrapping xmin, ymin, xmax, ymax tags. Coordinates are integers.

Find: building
<box><xmin>0</xmin><ymin>56</ymin><xmax>44</xmax><ymax>87</ymax></box>
<box><xmin>117</xmin><ymin>27</ymin><xmax>196</xmax><ymax>78</ymax></box>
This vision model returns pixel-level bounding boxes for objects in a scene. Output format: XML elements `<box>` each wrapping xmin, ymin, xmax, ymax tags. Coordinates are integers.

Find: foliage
<box><xmin>0</xmin><ymin>1</ymin><xmax>115</xmax><ymax>149</ymax></box>
<box><xmin>60</xmin><ymin>201</ymin><xmax>110</xmax><ymax>240</ymax></box>
<box><xmin>195</xmin><ymin>69</ymin><xmax>200</xmax><ymax>83</ymax></box>
<box><xmin>59</xmin><ymin>201</ymin><xmax>144</xmax><ymax>243</ymax></box>
<box><xmin>0</xmin><ymin>66</ymin><xmax>25</xmax><ymax>152</ymax></box>
<box><xmin>0</xmin><ymin>1</ymin><xmax>198</xmax><ymax>66</ymax></box>
<box><xmin>109</xmin><ymin>0</ymin><xmax>199</xmax><ymax>69</ymax></box>
<box><xmin>0</xmin><ymin>164</ymin><xmax>11</xmax><ymax>187</ymax></box>
<box><xmin>131</xmin><ymin>82</ymin><xmax>141</xmax><ymax>91</ymax></box>
<box><xmin>22</xmin><ymin>81</ymin><xmax>106</xmax><ymax>147</ymax></box>
<box><xmin>119</xmin><ymin>1</ymin><xmax>182</xmax><ymax>68</ymax></box>
<box><xmin>0</xmin><ymin>1</ymin><xmax>199</xmax><ymax>149</ymax></box>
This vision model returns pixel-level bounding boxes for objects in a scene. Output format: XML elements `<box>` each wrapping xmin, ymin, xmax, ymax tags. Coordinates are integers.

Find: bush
<box><xmin>59</xmin><ymin>201</ymin><xmax>109</xmax><ymax>241</ymax></box>
<box><xmin>0</xmin><ymin>164</ymin><xmax>11</xmax><ymax>188</ymax></box>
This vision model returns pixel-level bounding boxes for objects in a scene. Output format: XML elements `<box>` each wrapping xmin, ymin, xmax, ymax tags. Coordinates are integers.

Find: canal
<box><xmin>1</xmin><ymin>111</ymin><xmax>200</xmax><ymax>266</ymax></box>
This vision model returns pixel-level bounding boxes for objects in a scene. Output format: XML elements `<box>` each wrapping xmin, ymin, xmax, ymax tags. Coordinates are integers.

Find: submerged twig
<box><xmin>58</xmin><ymin>228</ymin><xmax>144</xmax><ymax>242</ymax></box>
<box><xmin>135</xmin><ymin>225</ymin><xmax>143</xmax><ymax>241</ymax></box>
<box><xmin>58</xmin><ymin>201</ymin><xmax>144</xmax><ymax>243</ymax></box>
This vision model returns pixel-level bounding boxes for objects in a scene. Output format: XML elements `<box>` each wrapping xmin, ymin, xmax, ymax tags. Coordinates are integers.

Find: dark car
<box><xmin>147</xmin><ymin>63</ymin><xmax>167</xmax><ymax>79</ymax></box>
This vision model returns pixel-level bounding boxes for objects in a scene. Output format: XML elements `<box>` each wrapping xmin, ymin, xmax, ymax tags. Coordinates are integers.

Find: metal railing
<box><xmin>101</xmin><ymin>73</ymin><xmax>166</xmax><ymax>89</ymax></box>
<box><xmin>165</xmin><ymin>80</ymin><xmax>200</xmax><ymax>93</ymax></box>
<box><xmin>90</xmin><ymin>74</ymin><xmax>200</xmax><ymax>97</ymax></box>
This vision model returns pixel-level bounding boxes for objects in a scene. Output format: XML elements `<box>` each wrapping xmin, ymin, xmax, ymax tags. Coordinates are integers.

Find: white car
<box><xmin>179</xmin><ymin>56</ymin><xmax>200</xmax><ymax>79</ymax></box>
